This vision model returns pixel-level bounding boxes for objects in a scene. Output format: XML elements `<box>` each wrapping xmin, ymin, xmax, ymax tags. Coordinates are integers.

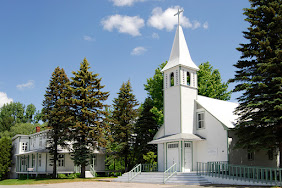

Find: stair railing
<box><xmin>163</xmin><ymin>163</ymin><xmax>177</xmax><ymax>184</ymax></box>
<box><xmin>90</xmin><ymin>164</ymin><xmax>96</xmax><ymax>177</ymax></box>
<box><xmin>128</xmin><ymin>164</ymin><xmax>141</xmax><ymax>182</ymax></box>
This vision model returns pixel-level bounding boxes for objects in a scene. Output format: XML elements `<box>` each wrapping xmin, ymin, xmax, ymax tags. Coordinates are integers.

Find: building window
<box><xmin>268</xmin><ymin>150</ymin><xmax>273</xmax><ymax>160</ymax></box>
<box><xmin>32</xmin><ymin>154</ymin><xmax>35</xmax><ymax>167</ymax></box>
<box><xmin>38</xmin><ymin>154</ymin><xmax>42</xmax><ymax>167</ymax></box>
<box><xmin>22</xmin><ymin>142</ymin><xmax>28</xmax><ymax>151</ymax></box>
<box><xmin>168</xmin><ymin>143</ymin><xmax>178</xmax><ymax>148</ymax></box>
<box><xmin>187</xmin><ymin>72</ymin><xmax>190</xmax><ymax>85</ymax></box>
<box><xmin>170</xmin><ymin>72</ymin><xmax>174</xmax><ymax>87</ymax></box>
<box><xmin>39</xmin><ymin>137</ymin><xmax>42</xmax><ymax>148</ymax></box>
<box><xmin>197</xmin><ymin>112</ymin><xmax>204</xmax><ymax>129</ymax></box>
<box><xmin>184</xmin><ymin>143</ymin><xmax>191</xmax><ymax>148</ymax></box>
<box><xmin>248</xmin><ymin>151</ymin><xmax>254</xmax><ymax>161</ymax></box>
<box><xmin>58</xmin><ymin>154</ymin><xmax>65</xmax><ymax>167</ymax></box>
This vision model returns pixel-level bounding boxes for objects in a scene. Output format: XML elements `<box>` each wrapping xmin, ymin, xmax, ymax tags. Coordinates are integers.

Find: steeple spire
<box><xmin>162</xmin><ymin>10</ymin><xmax>199</xmax><ymax>72</ymax></box>
<box><xmin>174</xmin><ymin>8</ymin><xmax>183</xmax><ymax>26</ymax></box>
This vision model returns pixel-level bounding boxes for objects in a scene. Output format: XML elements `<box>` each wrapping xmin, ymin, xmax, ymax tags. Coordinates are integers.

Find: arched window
<box><xmin>187</xmin><ymin>72</ymin><xmax>190</xmax><ymax>85</ymax></box>
<box><xmin>170</xmin><ymin>72</ymin><xmax>174</xmax><ymax>87</ymax></box>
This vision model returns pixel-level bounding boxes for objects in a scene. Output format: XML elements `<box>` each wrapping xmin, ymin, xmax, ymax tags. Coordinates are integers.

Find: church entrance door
<box><xmin>167</xmin><ymin>142</ymin><xmax>179</xmax><ymax>171</ymax></box>
<box><xmin>184</xmin><ymin>142</ymin><xmax>192</xmax><ymax>172</ymax></box>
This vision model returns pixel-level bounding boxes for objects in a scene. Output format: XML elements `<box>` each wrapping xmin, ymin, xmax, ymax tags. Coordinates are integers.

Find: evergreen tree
<box><xmin>0</xmin><ymin>137</ymin><xmax>12</xmax><ymax>180</ymax></box>
<box><xmin>111</xmin><ymin>80</ymin><xmax>139</xmax><ymax>171</ymax></box>
<box><xmin>229</xmin><ymin>0</ymin><xmax>282</xmax><ymax>166</ymax></box>
<box><xmin>66</xmin><ymin>58</ymin><xmax>109</xmax><ymax>178</ymax></box>
<box><xmin>134</xmin><ymin>97</ymin><xmax>158</xmax><ymax>163</ymax></box>
<box><xmin>42</xmin><ymin>67</ymin><xmax>70</xmax><ymax>178</ymax></box>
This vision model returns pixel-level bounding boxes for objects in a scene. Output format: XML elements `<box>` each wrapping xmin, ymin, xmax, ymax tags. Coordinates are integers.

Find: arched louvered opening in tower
<box><xmin>170</xmin><ymin>72</ymin><xmax>174</xmax><ymax>87</ymax></box>
<box><xmin>187</xmin><ymin>71</ymin><xmax>190</xmax><ymax>86</ymax></box>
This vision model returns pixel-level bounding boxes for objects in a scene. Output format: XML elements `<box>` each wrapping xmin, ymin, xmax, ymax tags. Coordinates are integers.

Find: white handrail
<box><xmin>90</xmin><ymin>164</ymin><xmax>96</xmax><ymax>177</ymax></box>
<box><xmin>163</xmin><ymin>163</ymin><xmax>177</xmax><ymax>183</ymax></box>
<box><xmin>128</xmin><ymin>164</ymin><xmax>141</xmax><ymax>182</ymax></box>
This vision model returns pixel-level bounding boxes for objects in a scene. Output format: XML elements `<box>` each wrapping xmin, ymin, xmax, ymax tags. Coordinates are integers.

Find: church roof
<box><xmin>162</xmin><ymin>25</ymin><xmax>199</xmax><ymax>72</ymax></box>
<box><xmin>196</xmin><ymin>95</ymin><xmax>239</xmax><ymax>129</ymax></box>
<box><xmin>148</xmin><ymin>133</ymin><xmax>204</xmax><ymax>144</ymax></box>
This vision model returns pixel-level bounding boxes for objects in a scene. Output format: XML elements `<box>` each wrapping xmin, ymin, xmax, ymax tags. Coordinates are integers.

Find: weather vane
<box><xmin>174</xmin><ymin>8</ymin><xmax>184</xmax><ymax>25</ymax></box>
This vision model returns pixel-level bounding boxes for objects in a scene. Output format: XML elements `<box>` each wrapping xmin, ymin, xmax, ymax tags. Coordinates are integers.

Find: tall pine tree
<box><xmin>66</xmin><ymin>58</ymin><xmax>109</xmax><ymax>178</ymax></box>
<box><xmin>229</xmin><ymin>0</ymin><xmax>282</xmax><ymax>167</ymax></box>
<box><xmin>111</xmin><ymin>80</ymin><xmax>139</xmax><ymax>171</ymax></box>
<box><xmin>134</xmin><ymin>97</ymin><xmax>159</xmax><ymax>163</ymax></box>
<box><xmin>42</xmin><ymin>67</ymin><xmax>70</xmax><ymax>178</ymax></box>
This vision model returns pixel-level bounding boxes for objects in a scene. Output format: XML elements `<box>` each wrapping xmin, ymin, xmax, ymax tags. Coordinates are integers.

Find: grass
<box><xmin>0</xmin><ymin>177</ymin><xmax>116</xmax><ymax>185</ymax></box>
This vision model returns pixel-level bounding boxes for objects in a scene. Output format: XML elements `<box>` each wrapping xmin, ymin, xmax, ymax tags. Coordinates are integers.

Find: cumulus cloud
<box><xmin>152</xmin><ymin>32</ymin><xmax>159</xmax><ymax>39</ymax></box>
<box><xmin>16</xmin><ymin>80</ymin><xmax>35</xmax><ymax>90</ymax></box>
<box><xmin>0</xmin><ymin>92</ymin><xmax>13</xmax><ymax>107</ymax></box>
<box><xmin>203</xmin><ymin>21</ymin><xmax>209</xmax><ymax>29</ymax></box>
<box><xmin>131</xmin><ymin>46</ymin><xmax>147</xmax><ymax>55</ymax></box>
<box><xmin>148</xmin><ymin>6</ymin><xmax>204</xmax><ymax>31</ymax></box>
<box><xmin>101</xmin><ymin>15</ymin><xmax>145</xmax><ymax>36</ymax></box>
<box><xmin>83</xmin><ymin>35</ymin><xmax>95</xmax><ymax>41</ymax></box>
<box><xmin>110</xmin><ymin>0</ymin><xmax>145</xmax><ymax>6</ymax></box>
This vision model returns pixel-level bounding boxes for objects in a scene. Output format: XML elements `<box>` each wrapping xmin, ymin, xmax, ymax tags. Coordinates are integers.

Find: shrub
<box><xmin>67</xmin><ymin>173</ymin><xmax>77</xmax><ymax>179</ymax></box>
<box><xmin>57</xmin><ymin>174</ymin><xmax>67</xmax><ymax>179</ymax></box>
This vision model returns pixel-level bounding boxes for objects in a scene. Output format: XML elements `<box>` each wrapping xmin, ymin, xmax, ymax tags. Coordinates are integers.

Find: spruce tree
<box><xmin>0</xmin><ymin>137</ymin><xmax>12</xmax><ymax>180</ymax></box>
<box><xmin>42</xmin><ymin>67</ymin><xmax>70</xmax><ymax>178</ymax></box>
<box><xmin>66</xmin><ymin>58</ymin><xmax>109</xmax><ymax>178</ymax></box>
<box><xmin>111</xmin><ymin>80</ymin><xmax>139</xmax><ymax>171</ymax></box>
<box><xmin>229</xmin><ymin>0</ymin><xmax>282</xmax><ymax>166</ymax></box>
<box><xmin>134</xmin><ymin>97</ymin><xmax>158</xmax><ymax>163</ymax></box>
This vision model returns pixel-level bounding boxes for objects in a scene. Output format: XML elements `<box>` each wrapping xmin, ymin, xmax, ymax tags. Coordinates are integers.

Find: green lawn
<box><xmin>0</xmin><ymin>177</ymin><xmax>115</xmax><ymax>185</ymax></box>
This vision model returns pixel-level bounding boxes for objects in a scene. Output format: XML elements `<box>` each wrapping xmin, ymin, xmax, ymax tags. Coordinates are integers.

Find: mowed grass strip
<box><xmin>0</xmin><ymin>177</ymin><xmax>115</xmax><ymax>185</ymax></box>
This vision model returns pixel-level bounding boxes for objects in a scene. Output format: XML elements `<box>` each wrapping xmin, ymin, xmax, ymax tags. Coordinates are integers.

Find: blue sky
<box><xmin>0</xmin><ymin>0</ymin><xmax>250</xmax><ymax>111</ymax></box>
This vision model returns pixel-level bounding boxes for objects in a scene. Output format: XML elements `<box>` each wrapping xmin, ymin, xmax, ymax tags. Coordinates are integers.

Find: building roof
<box><xmin>162</xmin><ymin>25</ymin><xmax>199</xmax><ymax>72</ymax></box>
<box><xmin>196</xmin><ymin>95</ymin><xmax>238</xmax><ymax>129</ymax></box>
<box><xmin>148</xmin><ymin>133</ymin><xmax>204</xmax><ymax>144</ymax></box>
<box><xmin>12</xmin><ymin>129</ymin><xmax>50</xmax><ymax>141</ymax></box>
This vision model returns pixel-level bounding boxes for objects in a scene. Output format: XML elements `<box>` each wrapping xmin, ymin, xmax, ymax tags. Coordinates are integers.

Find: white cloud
<box><xmin>203</xmin><ymin>21</ymin><xmax>209</xmax><ymax>29</ymax></box>
<box><xmin>83</xmin><ymin>35</ymin><xmax>95</xmax><ymax>41</ymax></box>
<box><xmin>110</xmin><ymin>0</ymin><xmax>146</xmax><ymax>7</ymax></box>
<box><xmin>131</xmin><ymin>46</ymin><xmax>147</xmax><ymax>55</ymax></box>
<box><xmin>16</xmin><ymin>80</ymin><xmax>35</xmax><ymax>90</ymax></box>
<box><xmin>101</xmin><ymin>15</ymin><xmax>145</xmax><ymax>36</ymax></box>
<box><xmin>152</xmin><ymin>32</ymin><xmax>159</xmax><ymax>39</ymax></box>
<box><xmin>0</xmin><ymin>92</ymin><xmax>13</xmax><ymax>107</ymax></box>
<box><xmin>148</xmin><ymin>6</ymin><xmax>204</xmax><ymax>31</ymax></box>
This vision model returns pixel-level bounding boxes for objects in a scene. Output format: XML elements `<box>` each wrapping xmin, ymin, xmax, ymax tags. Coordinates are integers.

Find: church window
<box><xmin>168</xmin><ymin>143</ymin><xmax>178</xmax><ymax>148</ymax></box>
<box><xmin>184</xmin><ymin>143</ymin><xmax>191</xmax><ymax>148</ymax></box>
<box><xmin>197</xmin><ymin>112</ymin><xmax>204</xmax><ymax>129</ymax></box>
<box><xmin>170</xmin><ymin>72</ymin><xmax>174</xmax><ymax>86</ymax></box>
<box><xmin>187</xmin><ymin>72</ymin><xmax>190</xmax><ymax>85</ymax></box>
<box><xmin>247</xmin><ymin>151</ymin><xmax>254</xmax><ymax>161</ymax></box>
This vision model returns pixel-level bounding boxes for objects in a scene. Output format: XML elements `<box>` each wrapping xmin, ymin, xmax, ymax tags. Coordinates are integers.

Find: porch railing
<box><xmin>90</xmin><ymin>164</ymin><xmax>96</xmax><ymax>177</ymax></box>
<box><xmin>197</xmin><ymin>161</ymin><xmax>282</xmax><ymax>186</ymax></box>
<box><xmin>128</xmin><ymin>164</ymin><xmax>141</xmax><ymax>182</ymax></box>
<box><xmin>141</xmin><ymin>163</ymin><xmax>158</xmax><ymax>172</ymax></box>
<box><xmin>163</xmin><ymin>163</ymin><xmax>177</xmax><ymax>184</ymax></box>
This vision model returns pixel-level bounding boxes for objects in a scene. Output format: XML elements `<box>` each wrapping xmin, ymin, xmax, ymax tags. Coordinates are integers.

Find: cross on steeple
<box><xmin>174</xmin><ymin>8</ymin><xmax>184</xmax><ymax>26</ymax></box>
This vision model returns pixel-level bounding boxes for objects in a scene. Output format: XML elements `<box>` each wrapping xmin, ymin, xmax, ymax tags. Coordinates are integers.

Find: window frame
<box><xmin>196</xmin><ymin>111</ymin><xmax>205</xmax><ymax>130</ymax></box>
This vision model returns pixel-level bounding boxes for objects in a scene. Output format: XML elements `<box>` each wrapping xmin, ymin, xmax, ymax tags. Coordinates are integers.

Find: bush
<box><xmin>67</xmin><ymin>173</ymin><xmax>77</xmax><ymax>179</ymax></box>
<box><xmin>57</xmin><ymin>174</ymin><xmax>67</xmax><ymax>179</ymax></box>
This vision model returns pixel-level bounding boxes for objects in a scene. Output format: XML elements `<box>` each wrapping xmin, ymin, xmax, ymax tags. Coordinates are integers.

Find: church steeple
<box><xmin>162</xmin><ymin>25</ymin><xmax>199</xmax><ymax>72</ymax></box>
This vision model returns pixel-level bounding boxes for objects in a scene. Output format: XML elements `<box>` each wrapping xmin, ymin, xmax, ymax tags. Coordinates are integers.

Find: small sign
<box><xmin>27</xmin><ymin>168</ymin><xmax>34</xmax><ymax>172</ymax></box>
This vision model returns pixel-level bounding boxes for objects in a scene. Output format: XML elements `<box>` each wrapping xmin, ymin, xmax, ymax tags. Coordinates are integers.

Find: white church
<box><xmin>148</xmin><ymin>12</ymin><xmax>280</xmax><ymax>173</ymax></box>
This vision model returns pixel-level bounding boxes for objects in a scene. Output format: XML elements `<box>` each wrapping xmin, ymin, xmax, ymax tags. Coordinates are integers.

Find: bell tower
<box><xmin>162</xmin><ymin>10</ymin><xmax>199</xmax><ymax>135</ymax></box>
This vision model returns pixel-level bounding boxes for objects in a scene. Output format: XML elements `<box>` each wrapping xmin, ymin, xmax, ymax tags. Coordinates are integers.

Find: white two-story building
<box><xmin>10</xmin><ymin>128</ymin><xmax>106</xmax><ymax>178</ymax></box>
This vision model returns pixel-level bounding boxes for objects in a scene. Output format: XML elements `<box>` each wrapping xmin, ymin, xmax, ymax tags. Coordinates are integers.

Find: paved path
<box><xmin>0</xmin><ymin>181</ymin><xmax>268</xmax><ymax>188</ymax></box>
